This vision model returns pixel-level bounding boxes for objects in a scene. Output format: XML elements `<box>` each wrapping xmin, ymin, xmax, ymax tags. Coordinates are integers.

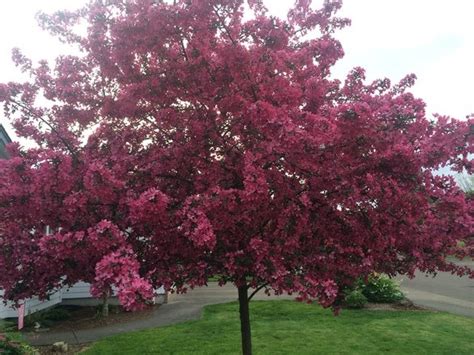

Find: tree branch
<box><xmin>10</xmin><ymin>99</ymin><xmax>79</xmax><ymax>161</ymax></box>
<box><xmin>248</xmin><ymin>282</ymin><xmax>269</xmax><ymax>301</ymax></box>
<box><xmin>178</xmin><ymin>35</ymin><xmax>189</xmax><ymax>61</ymax></box>
<box><xmin>213</xmin><ymin>7</ymin><xmax>237</xmax><ymax>45</ymax></box>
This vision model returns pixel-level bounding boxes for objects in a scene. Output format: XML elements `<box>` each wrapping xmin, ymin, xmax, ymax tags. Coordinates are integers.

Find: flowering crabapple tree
<box><xmin>0</xmin><ymin>0</ymin><xmax>473</xmax><ymax>353</ymax></box>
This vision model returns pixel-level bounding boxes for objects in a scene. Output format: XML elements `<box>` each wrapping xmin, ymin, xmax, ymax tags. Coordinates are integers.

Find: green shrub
<box><xmin>361</xmin><ymin>274</ymin><xmax>404</xmax><ymax>303</ymax></box>
<box><xmin>43</xmin><ymin>308</ymin><xmax>71</xmax><ymax>321</ymax></box>
<box><xmin>0</xmin><ymin>333</ymin><xmax>36</xmax><ymax>355</ymax></box>
<box><xmin>23</xmin><ymin>312</ymin><xmax>42</xmax><ymax>329</ymax></box>
<box><xmin>344</xmin><ymin>289</ymin><xmax>367</xmax><ymax>309</ymax></box>
<box><xmin>0</xmin><ymin>335</ymin><xmax>20</xmax><ymax>355</ymax></box>
<box><xmin>24</xmin><ymin>306</ymin><xmax>70</xmax><ymax>328</ymax></box>
<box><xmin>0</xmin><ymin>320</ymin><xmax>17</xmax><ymax>333</ymax></box>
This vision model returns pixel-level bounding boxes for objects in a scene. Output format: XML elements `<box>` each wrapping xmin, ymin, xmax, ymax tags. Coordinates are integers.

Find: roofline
<box><xmin>0</xmin><ymin>124</ymin><xmax>12</xmax><ymax>143</ymax></box>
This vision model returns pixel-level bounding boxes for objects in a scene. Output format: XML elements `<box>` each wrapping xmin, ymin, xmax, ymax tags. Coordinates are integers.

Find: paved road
<box><xmin>398</xmin><ymin>259</ymin><xmax>474</xmax><ymax>317</ymax></box>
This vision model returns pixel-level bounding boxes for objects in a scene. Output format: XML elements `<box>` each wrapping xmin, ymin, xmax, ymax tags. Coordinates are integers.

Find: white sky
<box><xmin>1</xmin><ymin>0</ymin><xmax>473</xmax><ymax>141</ymax></box>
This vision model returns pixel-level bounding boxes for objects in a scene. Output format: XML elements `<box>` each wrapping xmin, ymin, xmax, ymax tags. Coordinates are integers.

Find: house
<box><xmin>0</xmin><ymin>124</ymin><xmax>12</xmax><ymax>159</ymax></box>
<box><xmin>0</xmin><ymin>125</ymin><xmax>166</xmax><ymax>319</ymax></box>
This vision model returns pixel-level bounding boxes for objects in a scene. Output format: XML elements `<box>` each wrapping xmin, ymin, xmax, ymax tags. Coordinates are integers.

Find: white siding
<box><xmin>61</xmin><ymin>282</ymin><xmax>95</xmax><ymax>299</ymax></box>
<box><xmin>0</xmin><ymin>290</ymin><xmax>62</xmax><ymax>319</ymax></box>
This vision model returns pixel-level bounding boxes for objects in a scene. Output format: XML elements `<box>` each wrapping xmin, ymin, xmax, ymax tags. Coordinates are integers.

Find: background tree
<box><xmin>0</xmin><ymin>0</ymin><xmax>472</xmax><ymax>353</ymax></box>
<box><xmin>458</xmin><ymin>174</ymin><xmax>474</xmax><ymax>197</ymax></box>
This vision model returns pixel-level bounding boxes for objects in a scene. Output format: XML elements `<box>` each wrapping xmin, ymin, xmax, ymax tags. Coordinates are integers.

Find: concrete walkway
<box><xmin>25</xmin><ymin>284</ymin><xmax>293</xmax><ymax>346</ymax></box>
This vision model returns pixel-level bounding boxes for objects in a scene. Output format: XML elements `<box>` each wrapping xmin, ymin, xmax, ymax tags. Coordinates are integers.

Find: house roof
<box><xmin>0</xmin><ymin>124</ymin><xmax>12</xmax><ymax>159</ymax></box>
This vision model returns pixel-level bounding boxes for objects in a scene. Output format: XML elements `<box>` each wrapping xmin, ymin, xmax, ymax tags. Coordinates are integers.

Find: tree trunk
<box><xmin>238</xmin><ymin>285</ymin><xmax>252</xmax><ymax>355</ymax></box>
<box><xmin>101</xmin><ymin>291</ymin><xmax>110</xmax><ymax>317</ymax></box>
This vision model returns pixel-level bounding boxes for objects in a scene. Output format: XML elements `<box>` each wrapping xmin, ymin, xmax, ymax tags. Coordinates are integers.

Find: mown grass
<box><xmin>85</xmin><ymin>300</ymin><xmax>474</xmax><ymax>354</ymax></box>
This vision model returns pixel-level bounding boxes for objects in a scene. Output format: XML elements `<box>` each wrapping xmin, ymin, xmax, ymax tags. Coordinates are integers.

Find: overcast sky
<box><xmin>1</xmin><ymin>0</ymin><xmax>473</xmax><ymax>142</ymax></box>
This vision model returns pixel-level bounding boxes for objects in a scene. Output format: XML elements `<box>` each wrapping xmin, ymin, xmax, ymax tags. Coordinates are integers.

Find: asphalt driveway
<box><xmin>398</xmin><ymin>259</ymin><xmax>474</xmax><ymax>317</ymax></box>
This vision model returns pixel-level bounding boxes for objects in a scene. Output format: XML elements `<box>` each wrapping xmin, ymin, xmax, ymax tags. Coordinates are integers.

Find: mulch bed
<box><xmin>36</xmin><ymin>343</ymin><xmax>91</xmax><ymax>354</ymax></box>
<box><xmin>365</xmin><ymin>300</ymin><xmax>427</xmax><ymax>311</ymax></box>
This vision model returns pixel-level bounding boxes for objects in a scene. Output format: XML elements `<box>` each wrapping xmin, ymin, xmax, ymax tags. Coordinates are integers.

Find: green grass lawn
<box><xmin>84</xmin><ymin>301</ymin><xmax>474</xmax><ymax>355</ymax></box>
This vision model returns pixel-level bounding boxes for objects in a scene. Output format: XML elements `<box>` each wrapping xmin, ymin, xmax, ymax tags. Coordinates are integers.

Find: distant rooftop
<box><xmin>0</xmin><ymin>124</ymin><xmax>12</xmax><ymax>159</ymax></box>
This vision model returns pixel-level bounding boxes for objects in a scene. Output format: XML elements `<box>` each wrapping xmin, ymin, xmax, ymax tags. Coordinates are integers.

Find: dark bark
<box><xmin>238</xmin><ymin>285</ymin><xmax>252</xmax><ymax>355</ymax></box>
<box><xmin>248</xmin><ymin>283</ymin><xmax>269</xmax><ymax>302</ymax></box>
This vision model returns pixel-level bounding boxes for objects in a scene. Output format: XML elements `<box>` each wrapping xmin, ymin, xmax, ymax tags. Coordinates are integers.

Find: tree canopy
<box><xmin>0</xmin><ymin>1</ymin><xmax>472</xmax><ymax>353</ymax></box>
